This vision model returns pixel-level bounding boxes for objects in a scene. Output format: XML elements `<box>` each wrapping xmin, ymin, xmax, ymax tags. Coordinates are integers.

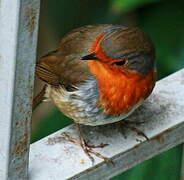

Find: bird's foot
<box><xmin>118</xmin><ymin>120</ymin><xmax>149</xmax><ymax>140</ymax></box>
<box><xmin>62</xmin><ymin>132</ymin><xmax>111</xmax><ymax>164</ymax></box>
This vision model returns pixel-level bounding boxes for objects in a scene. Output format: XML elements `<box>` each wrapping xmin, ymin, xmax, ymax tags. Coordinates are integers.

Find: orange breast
<box><xmin>88</xmin><ymin>61</ymin><xmax>156</xmax><ymax>115</ymax></box>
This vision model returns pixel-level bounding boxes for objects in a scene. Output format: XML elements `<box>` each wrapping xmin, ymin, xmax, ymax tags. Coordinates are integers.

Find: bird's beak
<box><xmin>81</xmin><ymin>53</ymin><xmax>99</xmax><ymax>60</ymax></box>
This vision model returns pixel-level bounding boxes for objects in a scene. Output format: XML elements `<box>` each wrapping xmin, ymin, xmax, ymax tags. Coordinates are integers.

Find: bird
<box><xmin>35</xmin><ymin>24</ymin><xmax>156</xmax><ymax>162</ymax></box>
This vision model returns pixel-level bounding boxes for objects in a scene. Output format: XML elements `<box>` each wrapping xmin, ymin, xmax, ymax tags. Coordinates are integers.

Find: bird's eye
<box><xmin>113</xmin><ymin>60</ymin><xmax>126</xmax><ymax>66</ymax></box>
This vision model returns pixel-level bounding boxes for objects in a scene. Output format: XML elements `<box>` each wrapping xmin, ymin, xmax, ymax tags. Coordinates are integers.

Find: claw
<box><xmin>61</xmin><ymin>125</ymin><xmax>111</xmax><ymax>164</ymax></box>
<box><xmin>118</xmin><ymin>120</ymin><xmax>149</xmax><ymax>140</ymax></box>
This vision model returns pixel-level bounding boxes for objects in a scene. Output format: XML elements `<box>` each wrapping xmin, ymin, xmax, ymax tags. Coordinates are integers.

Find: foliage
<box><xmin>111</xmin><ymin>0</ymin><xmax>159</xmax><ymax>12</ymax></box>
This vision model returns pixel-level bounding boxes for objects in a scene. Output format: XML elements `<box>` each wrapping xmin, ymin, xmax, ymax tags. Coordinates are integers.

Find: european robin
<box><xmin>35</xmin><ymin>24</ymin><xmax>156</xmax><ymax>162</ymax></box>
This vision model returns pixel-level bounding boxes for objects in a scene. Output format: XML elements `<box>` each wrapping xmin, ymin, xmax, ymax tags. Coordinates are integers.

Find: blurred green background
<box><xmin>32</xmin><ymin>0</ymin><xmax>184</xmax><ymax>179</ymax></box>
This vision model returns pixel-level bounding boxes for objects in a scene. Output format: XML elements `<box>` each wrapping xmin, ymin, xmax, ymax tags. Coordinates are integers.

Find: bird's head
<box><xmin>81</xmin><ymin>27</ymin><xmax>155</xmax><ymax>76</ymax></box>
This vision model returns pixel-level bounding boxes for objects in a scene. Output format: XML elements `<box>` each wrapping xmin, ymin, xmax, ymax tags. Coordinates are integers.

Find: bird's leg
<box><xmin>77</xmin><ymin>124</ymin><xmax>108</xmax><ymax>148</ymax></box>
<box><xmin>32</xmin><ymin>84</ymin><xmax>47</xmax><ymax>111</ymax></box>
<box><xmin>118</xmin><ymin>120</ymin><xmax>149</xmax><ymax>140</ymax></box>
<box><xmin>62</xmin><ymin>124</ymin><xmax>111</xmax><ymax>164</ymax></box>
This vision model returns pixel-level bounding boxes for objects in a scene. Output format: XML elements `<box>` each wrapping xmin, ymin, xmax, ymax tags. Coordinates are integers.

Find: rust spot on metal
<box><xmin>25</xmin><ymin>8</ymin><xmax>37</xmax><ymax>33</ymax></box>
<box><xmin>15</xmin><ymin>122</ymin><xmax>19</xmax><ymax>126</ymax></box>
<box><xmin>153</xmin><ymin>135</ymin><xmax>165</xmax><ymax>143</ymax></box>
<box><xmin>15</xmin><ymin>120</ymin><xmax>27</xmax><ymax>128</ymax></box>
<box><xmin>80</xmin><ymin>159</ymin><xmax>86</xmax><ymax>165</ymax></box>
<box><xmin>15</xmin><ymin>133</ymin><xmax>29</xmax><ymax>156</ymax></box>
<box><xmin>152</xmin><ymin>129</ymin><xmax>172</xmax><ymax>144</ymax></box>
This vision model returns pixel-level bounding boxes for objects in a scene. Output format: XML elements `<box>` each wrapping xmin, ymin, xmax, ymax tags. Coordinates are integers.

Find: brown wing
<box><xmin>36</xmin><ymin>24</ymin><xmax>113</xmax><ymax>88</ymax></box>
